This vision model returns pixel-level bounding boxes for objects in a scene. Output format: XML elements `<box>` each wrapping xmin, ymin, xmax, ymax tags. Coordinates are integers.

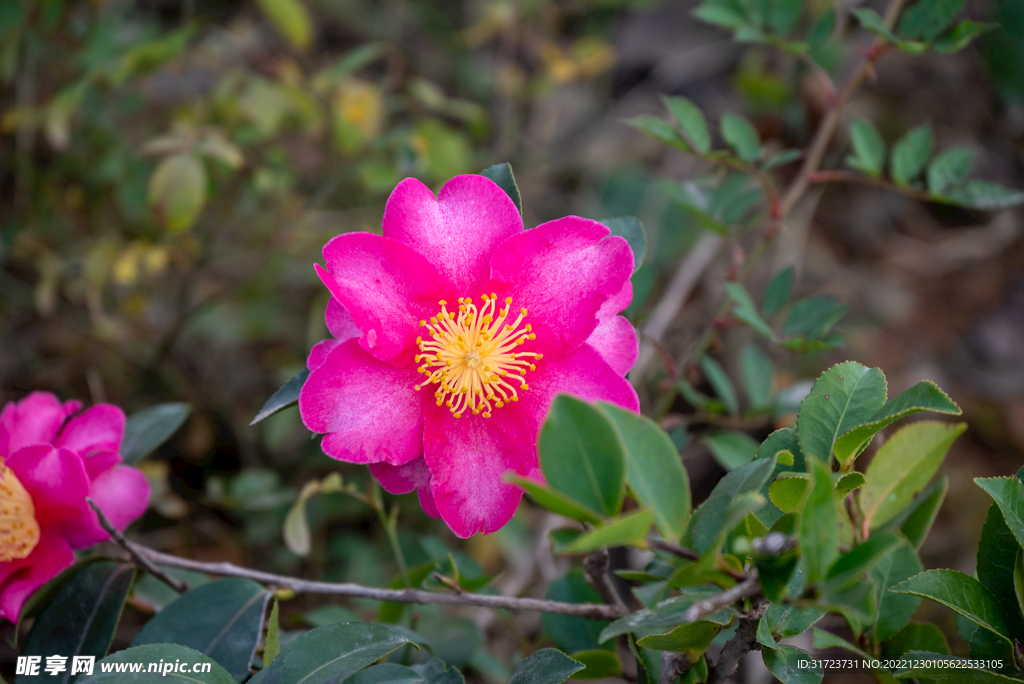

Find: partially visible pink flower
<box><xmin>0</xmin><ymin>392</ymin><xmax>151</xmax><ymax>621</ymax></box>
<box><xmin>301</xmin><ymin>175</ymin><xmax>639</xmax><ymax>538</ymax></box>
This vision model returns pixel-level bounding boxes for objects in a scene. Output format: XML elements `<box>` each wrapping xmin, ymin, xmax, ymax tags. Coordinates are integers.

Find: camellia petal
<box><xmin>0</xmin><ymin>392</ymin><xmax>69</xmax><ymax>458</ymax></box>
<box><xmin>383</xmin><ymin>176</ymin><xmax>523</xmax><ymax>294</ymax></box>
<box><xmin>585</xmin><ymin>315</ymin><xmax>639</xmax><ymax>377</ymax></box>
<box><xmin>300</xmin><ymin>340</ymin><xmax>426</xmax><ymax>466</ymax></box>
<box><xmin>326</xmin><ymin>297</ymin><xmax>361</xmax><ymax>342</ymax></box>
<box><xmin>307</xmin><ymin>339</ymin><xmax>341</xmax><ymax>371</ymax></box>
<box><xmin>423</xmin><ymin>402</ymin><xmax>536</xmax><ymax>538</ymax></box>
<box><xmin>54</xmin><ymin>404</ymin><xmax>126</xmax><ymax>456</ymax></box>
<box><xmin>317</xmin><ymin>233</ymin><xmax>449</xmax><ymax>365</ymax></box>
<box><xmin>51</xmin><ymin>465</ymin><xmax>152</xmax><ymax>549</ymax></box>
<box><xmin>6</xmin><ymin>445</ymin><xmax>90</xmax><ymax>525</ymax></box>
<box><xmin>0</xmin><ymin>528</ymin><xmax>74</xmax><ymax>621</ymax></box>
<box><xmin>484</xmin><ymin>216</ymin><xmax>634</xmax><ymax>362</ymax></box>
<box><xmin>369</xmin><ymin>458</ymin><xmax>439</xmax><ymax>519</ymax></box>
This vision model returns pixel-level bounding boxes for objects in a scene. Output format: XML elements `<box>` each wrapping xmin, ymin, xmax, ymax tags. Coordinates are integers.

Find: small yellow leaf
<box><xmin>255</xmin><ymin>0</ymin><xmax>313</xmax><ymax>51</ymax></box>
<box><xmin>148</xmin><ymin>154</ymin><xmax>206</xmax><ymax>233</ymax></box>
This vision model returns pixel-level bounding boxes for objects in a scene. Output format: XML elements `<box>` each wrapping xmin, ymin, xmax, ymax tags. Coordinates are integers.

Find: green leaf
<box><xmin>762</xmin><ymin>645</ymin><xmax>823</xmax><ymax>684</ymax></box>
<box><xmin>562</xmin><ymin>509</ymin><xmax>653</xmax><ymax>554</ymax></box>
<box><xmin>890</xmin><ymin>570</ymin><xmax>1014</xmax><ymax>643</ymax></box>
<box><xmin>782</xmin><ymin>295</ymin><xmax>848</xmax><ymax>340</ymax></box>
<box><xmin>480</xmin><ymin>163</ymin><xmax>522</xmax><ymax>215</ymax></box>
<box><xmin>17</xmin><ymin>557</ymin><xmax>111</xmax><ymax>634</ymax></box>
<box><xmin>872</xmin><ymin>544</ymin><xmax>924</xmax><ymax>642</ymax></box>
<box><xmin>412</xmin><ymin>659</ymin><xmax>463</xmax><ymax>684</ymax></box>
<box><xmin>345</xmin><ymin>665</ymin><xmax>424</xmax><ymax>684</ymax></box>
<box><xmin>251</xmin><ymin>368</ymin><xmax>309</xmax><ymax>426</ymax></box>
<box><xmin>769</xmin><ymin>475</ymin><xmax>808</xmax><ymax>513</ymax></box>
<box><xmin>254</xmin><ymin>0</ymin><xmax>312</xmax><ymax>49</ymax></box>
<box><xmin>795</xmin><ymin>361</ymin><xmax>887</xmax><ymax>463</ymax></box>
<box><xmin>860</xmin><ymin>421</ymin><xmax>966</xmax><ymax>529</ymax></box>
<box><xmin>833</xmin><ymin>380</ymin><xmax>961</xmax><ymax>468</ymax></box>
<box><xmin>799</xmin><ymin>457</ymin><xmax>839</xmax><ymax>586</ymax></box>
<box><xmin>847</xmin><ymin>118</ymin><xmax>886</xmax><ymax>177</ymax></box>
<box><xmin>264</xmin><ymin>597</ymin><xmax>281</xmax><ymax>667</ymax></box>
<box><xmin>21</xmin><ymin>562</ymin><xmax>135</xmax><ymax>684</ymax></box>
<box><xmin>507</xmin><ymin>476</ymin><xmax>603</xmax><ymax>524</ymax></box>
<box><xmin>822</xmin><ymin>533</ymin><xmax>902</xmax><ymax>594</ymax></box>
<box><xmin>78</xmin><ymin>644</ymin><xmax>237</xmax><ymax>684</ymax></box>
<box><xmin>835</xmin><ymin>472</ymin><xmax>865</xmax><ymax>496</ymax></box>
<box><xmin>637</xmin><ymin>621</ymin><xmax>720</xmax><ymax>655</ymax></box>
<box><xmin>627</xmin><ymin>115</ymin><xmax>688</xmax><ymax>150</ymax></box>
<box><xmin>509</xmin><ymin>648</ymin><xmax>584</xmax><ymax>684</ymax></box>
<box><xmin>818</xmin><ymin>579</ymin><xmax>878</xmax><ymax>637</ymax></box>
<box><xmin>1015</xmin><ymin>548</ymin><xmax>1024</xmax><ymax>626</ymax></box>
<box><xmin>891</xmin><ymin>125</ymin><xmax>934</xmax><ymax>187</ymax></box>
<box><xmin>149</xmin><ymin>153</ymin><xmax>207</xmax><ymax>232</ymax></box>
<box><xmin>769</xmin><ymin>0</ymin><xmax>803</xmax><ymax>36</ymax></box>
<box><xmin>762</xmin><ymin>267</ymin><xmax>794</xmax><ymax>318</ymax></box>
<box><xmin>766</xmin><ymin>602</ymin><xmax>826</xmax><ymax>639</ymax></box>
<box><xmin>598</xmin><ymin>403</ymin><xmax>690</xmax><ymax>543</ymax></box>
<box><xmin>927</xmin><ymin>147</ymin><xmax>975</xmax><ymax>196</ymax></box>
<box><xmin>725</xmin><ymin>283</ymin><xmax>776</xmax><ymax>340</ymax></box>
<box><xmin>853</xmin><ymin>8</ymin><xmax>897</xmax><ymax>41</ymax></box>
<box><xmin>704</xmin><ymin>431</ymin><xmax>759</xmax><ymax>472</ymax></box>
<box><xmin>692</xmin><ymin>3</ymin><xmax>746</xmax><ymax>30</ymax></box>
<box><xmin>811</xmin><ymin>628</ymin><xmax>870</xmax><ymax>659</ymax></box>
<box><xmin>933</xmin><ymin>20</ymin><xmax>995</xmax><ymax>53</ymax></box>
<box><xmin>660</xmin><ymin>180</ymin><xmax>731</xmax><ymax>236</ymax></box>
<box><xmin>542</xmin><ymin>573</ymin><xmax>613</xmax><ymax>654</ymax></box>
<box><xmin>122</xmin><ymin>402</ymin><xmax>191</xmax><ymax>465</ymax></box>
<box><xmin>133</xmin><ymin>578</ymin><xmax>271</xmax><ymax>682</ymax></box>
<box><xmin>566</xmin><ymin>650</ymin><xmax>620</xmax><ymax>679</ymax></box>
<box><xmin>689</xmin><ymin>455</ymin><xmax>777</xmax><ymax>553</ymax></box>
<box><xmin>539</xmin><ymin>395</ymin><xmax>626</xmax><ymax>518</ymax></box>
<box><xmin>600</xmin><ymin>217</ymin><xmax>646</xmax><ymax>272</ymax></box>
<box><xmin>700</xmin><ymin>356</ymin><xmax>740</xmax><ymax>416</ymax></box>
<box><xmin>283</xmin><ymin>474</ymin><xmax>346</xmax><ymax>557</ymax></box>
<box><xmin>975</xmin><ymin>476</ymin><xmax>1024</xmax><ymax>549</ymax></box>
<box><xmin>943</xmin><ymin>180</ymin><xmax>1024</xmax><ymax>210</ymax></box>
<box><xmin>663</xmin><ymin>96</ymin><xmax>710</xmax><ymax>154</ymax></box>
<box><xmin>882</xmin><ymin>622</ymin><xmax>950</xmax><ymax>658</ymax></box>
<box><xmin>763</xmin><ymin>149</ymin><xmax>802</xmax><ymax>170</ymax></box>
<box><xmin>894</xmin><ymin>652</ymin><xmax>1023</xmax><ymax>682</ymax></box>
<box><xmin>598</xmin><ymin>586</ymin><xmax>725</xmax><ymax>642</ymax></box>
<box><xmin>740</xmin><ymin>344</ymin><xmax>774</xmax><ymax>411</ymax></box>
<box><xmin>897</xmin><ymin>0</ymin><xmax>965</xmax><ymax>41</ymax></box>
<box><xmin>720</xmin><ymin>113</ymin><xmax>762</xmax><ymax>162</ymax></box>
<box><xmin>895</xmin><ymin>476</ymin><xmax>948</xmax><ymax>548</ymax></box>
<box><xmin>249</xmin><ymin>623</ymin><xmax>415</xmax><ymax>684</ymax></box>
<box><xmin>302</xmin><ymin>606</ymin><xmax>360</xmax><ymax>627</ymax></box>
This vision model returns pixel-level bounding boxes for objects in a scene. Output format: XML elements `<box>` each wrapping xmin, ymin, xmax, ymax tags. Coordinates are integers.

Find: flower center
<box><xmin>415</xmin><ymin>293</ymin><xmax>542</xmax><ymax>419</ymax></box>
<box><xmin>0</xmin><ymin>462</ymin><xmax>39</xmax><ymax>562</ymax></box>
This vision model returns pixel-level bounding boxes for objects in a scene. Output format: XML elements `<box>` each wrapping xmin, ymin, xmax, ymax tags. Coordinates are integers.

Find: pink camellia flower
<box><xmin>300</xmin><ymin>175</ymin><xmax>639</xmax><ymax>538</ymax></box>
<box><xmin>0</xmin><ymin>391</ymin><xmax>151</xmax><ymax>620</ymax></box>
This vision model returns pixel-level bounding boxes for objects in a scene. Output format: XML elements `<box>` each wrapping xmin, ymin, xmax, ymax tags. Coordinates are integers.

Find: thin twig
<box><xmin>683</xmin><ymin>571</ymin><xmax>760</xmax><ymax>623</ymax></box>
<box><xmin>130</xmin><ymin>544</ymin><xmax>624</xmax><ymax>619</ymax></box>
<box><xmin>648</xmin><ymin>539</ymin><xmax>700</xmax><ymax>561</ymax></box>
<box><xmin>660</xmin><ymin>652</ymin><xmax>692</xmax><ymax>684</ymax></box>
<box><xmin>87</xmin><ymin>500</ymin><xmax>187</xmax><ymax>594</ymax></box>
<box><xmin>707</xmin><ymin>600</ymin><xmax>768</xmax><ymax>684</ymax></box>
<box><xmin>808</xmin><ymin>170</ymin><xmax>933</xmax><ymax>201</ymax></box>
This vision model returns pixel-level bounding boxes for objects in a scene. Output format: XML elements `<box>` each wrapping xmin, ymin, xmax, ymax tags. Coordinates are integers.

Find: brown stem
<box><xmin>659</xmin><ymin>652</ymin><xmax>692</xmax><ymax>684</ymax></box>
<box><xmin>88</xmin><ymin>500</ymin><xmax>187</xmax><ymax>594</ymax></box>
<box><xmin>707</xmin><ymin>600</ymin><xmax>768</xmax><ymax>684</ymax></box>
<box><xmin>683</xmin><ymin>571</ymin><xmax>760</xmax><ymax>624</ymax></box>
<box><xmin>808</xmin><ymin>169</ymin><xmax>933</xmax><ymax>201</ymax></box>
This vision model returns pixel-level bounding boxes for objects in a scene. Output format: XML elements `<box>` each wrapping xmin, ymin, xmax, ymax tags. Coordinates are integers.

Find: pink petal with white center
<box><xmin>55</xmin><ymin>404</ymin><xmax>125</xmax><ymax>456</ymax></box>
<box><xmin>0</xmin><ymin>528</ymin><xmax>74</xmax><ymax>622</ymax></box>
<box><xmin>484</xmin><ymin>216</ymin><xmax>634</xmax><ymax>362</ymax></box>
<box><xmin>317</xmin><ymin>234</ymin><xmax>449</xmax><ymax>366</ymax></box>
<box><xmin>383</xmin><ymin>176</ymin><xmax>523</xmax><ymax>295</ymax></box>
<box><xmin>585</xmin><ymin>315</ymin><xmax>639</xmax><ymax>376</ymax></box>
<box><xmin>299</xmin><ymin>340</ymin><xmax>426</xmax><ymax>466</ymax></box>
<box><xmin>51</xmin><ymin>465</ymin><xmax>151</xmax><ymax>549</ymax></box>
<box><xmin>369</xmin><ymin>458</ymin><xmax>439</xmax><ymax>519</ymax></box>
<box><xmin>6</xmin><ymin>445</ymin><xmax>90</xmax><ymax>525</ymax></box>
<box><xmin>423</xmin><ymin>402</ymin><xmax>535</xmax><ymax>538</ymax></box>
<box><xmin>326</xmin><ymin>298</ymin><xmax>361</xmax><ymax>342</ymax></box>
<box><xmin>0</xmin><ymin>392</ymin><xmax>68</xmax><ymax>458</ymax></box>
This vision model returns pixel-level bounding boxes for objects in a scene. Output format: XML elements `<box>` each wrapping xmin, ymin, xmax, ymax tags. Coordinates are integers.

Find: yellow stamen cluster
<box><xmin>0</xmin><ymin>462</ymin><xmax>39</xmax><ymax>562</ymax></box>
<box><xmin>415</xmin><ymin>294</ymin><xmax>541</xmax><ymax>418</ymax></box>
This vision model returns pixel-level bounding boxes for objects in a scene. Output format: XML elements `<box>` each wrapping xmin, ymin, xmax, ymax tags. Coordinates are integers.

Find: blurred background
<box><xmin>1</xmin><ymin>0</ymin><xmax>1023</xmax><ymax>681</ymax></box>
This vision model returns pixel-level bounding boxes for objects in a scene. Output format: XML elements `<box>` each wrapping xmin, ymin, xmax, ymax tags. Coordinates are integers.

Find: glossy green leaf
<box><xmin>799</xmin><ymin>457</ymin><xmax>839</xmax><ymax>586</ymax></box>
<box><xmin>627</xmin><ymin>115</ymin><xmax>687</xmax><ymax>150</ymax></box>
<box><xmin>17</xmin><ymin>556</ymin><xmax>109</xmax><ymax>634</ymax></box>
<box><xmin>975</xmin><ymin>476</ymin><xmax>1024</xmax><ymax>549</ymax></box>
<box><xmin>133</xmin><ymin>578</ymin><xmax>271</xmax><ymax>682</ymax></box>
<box><xmin>344</xmin><ymin>665</ymin><xmax>424</xmax><ymax>684</ymax></box>
<box><xmin>21</xmin><ymin>561</ymin><xmax>135</xmax><ymax>684</ymax></box>
<box><xmin>818</xmin><ymin>578</ymin><xmax>878</xmax><ymax>637</ymax></box>
<box><xmin>411</xmin><ymin>659</ymin><xmax>463</xmax><ymax>684</ymax></box>
<box><xmin>976</xmin><ymin>498</ymin><xmax>1024</xmax><ymax>639</ymax></box>
<box><xmin>933</xmin><ymin>20</ymin><xmax>995</xmax><ymax>53</ymax></box>
<box><xmin>769</xmin><ymin>475</ymin><xmax>808</xmax><ymax>513</ymax></box>
<box><xmin>561</xmin><ymin>509</ymin><xmax>653</xmax><ymax>554</ymax></box>
<box><xmin>822</xmin><ymin>533</ymin><xmax>902</xmax><ymax>594</ymax></box>
<box><xmin>565</xmin><ymin>650</ymin><xmax>620</xmax><ymax>679</ymax></box>
<box><xmin>251</xmin><ymin>368</ymin><xmax>309</xmax><ymax>426</ymax></box>
<box><xmin>927</xmin><ymin>147</ymin><xmax>975</xmax><ymax>196</ymax></box>
<box><xmin>663</xmin><ymin>96</ymin><xmax>710</xmax><ymax>154</ymax></box>
<box><xmin>882</xmin><ymin>622</ymin><xmax>950</xmax><ymax>658</ymax></box>
<box><xmin>847</xmin><ymin>118</ymin><xmax>886</xmax><ymax>176</ymax></box>
<box><xmin>833</xmin><ymin>380</ymin><xmax>960</xmax><ymax>468</ymax></box>
<box><xmin>542</xmin><ymin>573</ymin><xmax>613</xmax><ymax>654</ymax></box>
<box><xmin>598</xmin><ymin>586</ymin><xmax>723</xmax><ymax>642</ymax></box>
<box><xmin>740</xmin><ymin>344</ymin><xmax>774</xmax><ymax>411</ymax></box>
<box><xmin>782</xmin><ymin>295</ymin><xmax>847</xmax><ymax>341</ymax></box>
<box><xmin>766</xmin><ymin>602</ymin><xmax>825</xmax><ymax>639</ymax></box>
<box><xmin>508</xmin><ymin>648</ymin><xmax>584</xmax><ymax>684</ymax></box>
<box><xmin>796</xmin><ymin>362</ymin><xmax>886</xmax><ymax>463</ymax></box>
<box><xmin>762</xmin><ymin>267</ymin><xmax>794</xmax><ymax>318</ymax></box>
<box><xmin>835</xmin><ymin>472</ymin><xmax>865</xmax><ymax>496</ymax></box>
<box><xmin>872</xmin><ymin>544</ymin><xmax>924</xmax><ymax>642</ymax></box>
<box><xmin>944</xmin><ymin>180</ymin><xmax>1024</xmax><ymax>210</ymax></box>
<box><xmin>598</xmin><ymin>403</ymin><xmax>690</xmax><ymax>543</ymax></box>
<box><xmin>254</xmin><ymin>0</ymin><xmax>313</xmax><ymax>49</ymax></box>
<box><xmin>724</xmin><ymin>283</ymin><xmax>776</xmax><ymax>340</ymax></box>
<box><xmin>703</xmin><ymin>431</ymin><xmax>758</xmax><ymax>471</ymax></box>
<box><xmin>480</xmin><ymin>163</ymin><xmax>522</xmax><ymax>215</ymax></box>
<box><xmin>264</xmin><ymin>597</ymin><xmax>281</xmax><ymax>667</ymax></box>
<box><xmin>78</xmin><ymin>644</ymin><xmax>236</xmax><ymax>684</ymax></box>
<box><xmin>897</xmin><ymin>0</ymin><xmax>965</xmax><ymax>41</ymax></box>
<box><xmin>689</xmin><ymin>454</ymin><xmax>777</xmax><ymax>553</ymax></box>
<box><xmin>752</xmin><ymin>428</ymin><xmax>805</xmax><ymax>529</ymax></box>
<box><xmin>811</xmin><ymin>628</ymin><xmax>869</xmax><ymax>659</ymax></box>
<box><xmin>721</xmin><ymin>113</ymin><xmax>762</xmax><ymax>162</ymax></box>
<box><xmin>122</xmin><ymin>402</ymin><xmax>191</xmax><ymax>464</ymax></box>
<box><xmin>890</xmin><ymin>570</ymin><xmax>1014</xmax><ymax>643</ymax></box>
<box><xmin>249</xmin><ymin>623</ymin><xmax>415</xmax><ymax>684</ymax></box>
<box><xmin>891</xmin><ymin>125</ymin><xmax>934</xmax><ymax>187</ymax></box>
<box><xmin>637</xmin><ymin>621</ymin><xmax>720</xmax><ymax>655</ymax></box>
<box><xmin>894</xmin><ymin>652</ymin><xmax>1022</xmax><ymax>682</ymax></box>
<box><xmin>539</xmin><ymin>395</ymin><xmax>626</xmax><ymax>517</ymax></box>
<box><xmin>895</xmin><ymin>476</ymin><xmax>948</xmax><ymax>548</ymax></box>
<box><xmin>507</xmin><ymin>476</ymin><xmax>602</xmax><ymax>524</ymax></box>
<box><xmin>762</xmin><ymin>645</ymin><xmax>822</xmax><ymax>684</ymax></box>
<box><xmin>860</xmin><ymin>421</ymin><xmax>966</xmax><ymax>529</ymax></box>
<box><xmin>600</xmin><ymin>218</ymin><xmax>646</xmax><ymax>272</ymax></box>
<box><xmin>1016</xmin><ymin>549</ymin><xmax>1024</xmax><ymax>624</ymax></box>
